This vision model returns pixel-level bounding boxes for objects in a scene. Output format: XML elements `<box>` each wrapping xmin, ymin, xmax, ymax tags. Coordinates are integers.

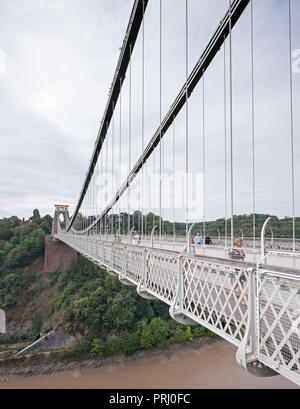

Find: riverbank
<box><xmin>0</xmin><ymin>335</ymin><xmax>218</xmax><ymax>379</ymax></box>
<box><xmin>0</xmin><ymin>337</ymin><xmax>298</xmax><ymax>389</ymax></box>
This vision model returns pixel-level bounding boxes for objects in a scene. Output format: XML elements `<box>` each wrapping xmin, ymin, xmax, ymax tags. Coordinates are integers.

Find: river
<box><xmin>0</xmin><ymin>338</ymin><xmax>298</xmax><ymax>389</ymax></box>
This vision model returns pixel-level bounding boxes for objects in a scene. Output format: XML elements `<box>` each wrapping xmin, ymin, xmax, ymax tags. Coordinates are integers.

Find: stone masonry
<box><xmin>43</xmin><ymin>235</ymin><xmax>77</xmax><ymax>276</ymax></box>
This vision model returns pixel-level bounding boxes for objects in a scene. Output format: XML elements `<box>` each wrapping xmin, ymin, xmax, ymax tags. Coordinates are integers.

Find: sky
<box><xmin>0</xmin><ymin>0</ymin><xmax>299</xmax><ymax>226</ymax></box>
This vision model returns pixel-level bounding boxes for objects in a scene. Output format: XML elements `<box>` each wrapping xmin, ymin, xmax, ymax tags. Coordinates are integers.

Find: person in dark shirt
<box><xmin>205</xmin><ymin>234</ymin><xmax>212</xmax><ymax>245</ymax></box>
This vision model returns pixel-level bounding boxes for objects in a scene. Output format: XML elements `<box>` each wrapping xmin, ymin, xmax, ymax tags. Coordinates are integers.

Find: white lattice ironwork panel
<box><xmin>96</xmin><ymin>239</ymin><xmax>104</xmax><ymax>262</ymax></box>
<box><xmin>122</xmin><ymin>247</ymin><xmax>144</xmax><ymax>285</ymax></box>
<box><xmin>103</xmin><ymin>242</ymin><xmax>111</xmax><ymax>266</ymax></box>
<box><xmin>146</xmin><ymin>251</ymin><xmax>178</xmax><ymax>305</ymax></box>
<box><xmin>112</xmin><ymin>243</ymin><xmax>126</xmax><ymax>273</ymax></box>
<box><xmin>257</xmin><ymin>270</ymin><xmax>300</xmax><ymax>385</ymax></box>
<box><xmin>181</xmin><ymin>256</ymin><xmax>250</xmax><ymax>345</ymax></box>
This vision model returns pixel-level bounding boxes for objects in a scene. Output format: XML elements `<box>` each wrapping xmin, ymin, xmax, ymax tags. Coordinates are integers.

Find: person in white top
<box><xmin>183</xmin><ymin>237</ymin><xmax>196</xmax><ymax>279</ymax></box>
<box><xmin>131</xmin><ymin>230</ymin><xmax>140</xmax><ymax>246</ymax></box>
<box><xmin>183</xmin><ymin>237</ymin><xmax>196</xmax><ymax>256</ymax></box>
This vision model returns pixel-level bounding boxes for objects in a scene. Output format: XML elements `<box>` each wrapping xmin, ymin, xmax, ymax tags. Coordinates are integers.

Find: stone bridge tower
<box><xmin>51</xmin><ymin>204</ymin><xmax>71</xmax><ymax>235</ymax></box>
<box><xmin>43</xmin><ymin>205</ymin><xmax>77</xmax><ymax>276</ymax></box>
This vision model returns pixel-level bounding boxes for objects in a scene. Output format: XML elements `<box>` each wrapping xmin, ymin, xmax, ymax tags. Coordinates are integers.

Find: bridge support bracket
<box><xmin>244</xmin><ymin>359</ymin><xmax>278</xmax><ymax>378</ymax></box>
<box><xmin>107</xmin><ymin>268</ymin><xmax>119</xmax><ymax>278</ymax></box>
<box><xmin>169</xmin><ymin>307</ymin><xmax>199</xmax><ymax>326</ymax></box>
<box><xmin>98</xmin><ymin>262</ymin><xmax>107</xmax><ymax>270</ymax></box>
<box><xmin>119</xmin><ymin>277</ymin><xmax>135</xmax><ymax>286</ymax></box>
<box><xmin>137</xmin><ymin>285</ymin><xmax>157</xmax><ymax>300</ymax></box>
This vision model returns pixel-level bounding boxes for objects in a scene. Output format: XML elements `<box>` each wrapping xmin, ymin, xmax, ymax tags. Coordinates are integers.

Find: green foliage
<box><xmin>91</xmin><ymin>338</ymin><xmax>106</xmax><ymax>359</ymax></box>
<box><xmin>0</xmin><ymin>211</ymin><xmax>48</xmax><ymax>311</ymax></box>
<box><xmin>191</xmin><ymin>325</ymin><xmax>207</xmax><ymax>337</ymax></box>
<box><xmin>119</xmin><ymin>330</ymin><xmax>140</xmax><ymax>356</ymax></box>
<box><xmin>86</xmin><ymin>211</ymin><xmax>300</xmax><ymax>238</ymax></box>
<box><xmin>59</xmin><ymin>336</ymin><xmax>92</xmax><ymax>363</ymax></box>
<box><xmin>0</xmin><ymin>334</ymin><xmax>28</xmax><ymax>346</ymax></box>
<box><xmin>140</xmin><ymin>318</ymin><xmax>170</xmax><ymax>350</ymax></box>
<box><xmin>31</xmin><ymin>316</ymin><xmax>43</xmax><ymax>341</ymax></box>
<box><xmin>0</xmin><ymin>209</ymin><xmax>238</xmax><ymax>364</ymax></box>
<box><xmin>30</xmin><ymin>209</ymin><xmax>41</xmax><ymax>225</ymax></box>
<box><xmin>169</xmin><ymin>326</ymin><xmax>192</xmax><ymax>345</ymax></box>
<box><xmin>105</xmin><ymin>337</ymin><xmax>118</xmax><ymax>357</ymax></box>
<box><xmin>3</xmin><ymin>294</ymin><xmax>15</xmax><ymax>309</ymax></box>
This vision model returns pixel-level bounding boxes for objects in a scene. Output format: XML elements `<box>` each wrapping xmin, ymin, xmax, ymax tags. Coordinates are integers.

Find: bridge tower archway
<box><xmin>51</xmin><ymin>205</ymin><xmax>71</xmax><ymax>235</ymax></box>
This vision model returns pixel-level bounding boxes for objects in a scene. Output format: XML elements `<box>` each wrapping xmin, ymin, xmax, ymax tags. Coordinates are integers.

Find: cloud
<box><xmin>0</xmin><ymin>0</ymin><xmax>299</xmax><ymax>229</ymax></box>
<box><xmin>0</xmin><ymin>0</ymin><xmax>133</xmax><ymax>219</ymax></box>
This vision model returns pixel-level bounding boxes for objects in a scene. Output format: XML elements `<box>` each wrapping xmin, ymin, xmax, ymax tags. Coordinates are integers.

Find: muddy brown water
<box><xmin>0</xmin><ymin>339</ymin><xmax>298</xmax><ymax>389</ymax></box>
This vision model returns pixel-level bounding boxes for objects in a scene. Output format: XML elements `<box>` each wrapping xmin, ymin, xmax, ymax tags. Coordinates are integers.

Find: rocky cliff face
<box><xmin>43</xmin><ymin>235</ymin><xmax>77</xmax><ymax>276</ymax></box>
<box><xmin>16</xmin><ymin>330</ymin><xmax>76</xmax><ymax>356</ymax></box>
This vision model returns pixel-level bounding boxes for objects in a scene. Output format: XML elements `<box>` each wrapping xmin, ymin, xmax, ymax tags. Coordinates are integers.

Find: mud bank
<box><xmin>0</xmin><ymin>337</ymin><xmax>298</xmax><ymax>389</ymax></box>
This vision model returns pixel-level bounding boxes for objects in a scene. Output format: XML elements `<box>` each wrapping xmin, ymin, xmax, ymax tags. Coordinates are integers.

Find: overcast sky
<box><xmin>0</xmin><ymin>0</ymin><xmax>299</xmax><ymax>226</ymax></box>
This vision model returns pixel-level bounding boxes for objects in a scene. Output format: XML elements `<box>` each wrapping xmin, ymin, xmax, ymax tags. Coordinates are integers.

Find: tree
<box><xmin>30</xmin><ymin>209</ymin><xmax>41</xmax><ymax>225</ymax></box>
<box><xmin>6</xmin><ymin>245</ymin><xmax>29</xmax><ymax>268</ymax></box>
<box><xmin>105</xmin><ymin>337</ymin><xmax>118</xmax><ymax>357</ymax></box>
<box><xmin>40</xmin><ymin>221</ymin><xmax>51</xmax><ymax>235</ymax></box>
<box><xmin>41</xmin><ymin>215</ymin><xmax>53</xmax><ymax>232</ymax></box>
<box><xmin>120</xmin><ymin>330</ymin><xmax>140</xmax><ymax>356</ymax></box>
<box><xmin>140</xmin><ymin>318</ymin><xmax>170</xmax><ymax>349</ymax></box>
<box><xmin>91</xmin><ymin>338</ymin><xmax>106</xmax><ymax>358</ymax></box>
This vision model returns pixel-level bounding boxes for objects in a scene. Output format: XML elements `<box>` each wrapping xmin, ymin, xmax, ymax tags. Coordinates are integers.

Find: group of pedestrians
<box><xmin>189</xmin><ymin>233</ymin><xmax>246</xmax><ymax>261</ymax></box>
<box><xmin>193</xmin><ymin>233</ymin><xmax>213</xmax><ymax>246</ymax></box>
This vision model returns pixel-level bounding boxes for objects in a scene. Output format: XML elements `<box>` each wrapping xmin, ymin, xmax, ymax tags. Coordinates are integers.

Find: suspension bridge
<box><xmin>49</xmin><ymin>0</ymin><xmax>300</xmax><ymax>386</ymax></box>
